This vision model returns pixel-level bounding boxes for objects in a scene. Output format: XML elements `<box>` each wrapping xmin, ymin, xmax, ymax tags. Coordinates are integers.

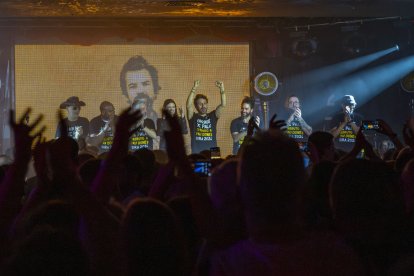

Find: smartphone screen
<box><xmin>361</xmin><ymin>120</ymin><xmax>380</xmax><ymax>130</ymax></box>
<box><xmin>192</xmin><ymin>160</ymin><xmax>212</xmax><ymax>177</ymax></box>
<box><xmin>210</xmin><ymin>147</ymin><xmax>221</xmax><ymax>160</ymax></box>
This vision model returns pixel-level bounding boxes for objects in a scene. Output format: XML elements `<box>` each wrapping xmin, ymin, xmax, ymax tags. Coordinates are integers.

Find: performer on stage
<box><xmin>88</xmin><ymin>101</ymin><xmax>118</xmax><ymax>153</ymax></box>
<box><xmin>55</xmin><ymin>96</ymin><xmax>89</xmax><ymax>141</ymax></box>
<box><xmin>230</xmin><ymin>96</ymin><xmax>260</xmax><ymax>155</ymax></box>
<box><xmin>280</xmin><ymin>95</ymin><xmax>312</xmax><ymax>142</ymax></box>
<box><xmin>186</xmin><ymin>80</ymin><xmax>226</xmax><ymax>154</ymax></box>
<box><xmin>129</xmin><ymin>93</ymin><xmax>157</xmax><ymax>151</ymax></box>
<box><xmin>329</xmin><ymin>95</ymin><xmax>363</xmax><ymax>151</ymax></box>
<box><xmin>156</xmin><ymin>99</ymin><xmax>188</xmax><ymax>151</ymax></box>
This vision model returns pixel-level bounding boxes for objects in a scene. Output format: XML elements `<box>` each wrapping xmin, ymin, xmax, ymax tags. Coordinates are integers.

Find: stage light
<box><xmin>395</xmin><ymin>45</ymin><xmax>400</xmax><ymax>51</ymax></box>
<box><xmin>323</xmin><ymin>54</ymin><xmax>414</xmax><ymax>110</ymax></box>
<box><xmin>289</xmin><ymin>46</ymin><xmax>407</xmax><ymax>124</ymax></box>
<box><xmin>291</xmin><ymin>38</ymin><xmax>317</xmax><ymax>58</ymax></box>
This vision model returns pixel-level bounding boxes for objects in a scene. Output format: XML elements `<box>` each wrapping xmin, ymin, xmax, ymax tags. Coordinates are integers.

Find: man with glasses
<box><xmin>55</xmin><ymin>96</ymin><xmax>90</xmax><ymax>141</ymax></box>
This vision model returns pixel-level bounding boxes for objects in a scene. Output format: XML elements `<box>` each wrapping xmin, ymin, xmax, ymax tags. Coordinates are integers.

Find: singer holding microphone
<box><xmin>281</xmin><ymin>95</ymin><xmax>312</xmax><ymax>142</ymax></box>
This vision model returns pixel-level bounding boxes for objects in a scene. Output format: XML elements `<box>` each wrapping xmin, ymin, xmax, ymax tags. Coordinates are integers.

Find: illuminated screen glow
<box><xmin>15</xmin><ymin>44</ymin><xmax>250</xmax><ymax>155</ymax></box>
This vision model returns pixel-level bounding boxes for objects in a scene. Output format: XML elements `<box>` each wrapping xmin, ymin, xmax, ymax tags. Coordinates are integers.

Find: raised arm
<box><xmin>186</xmin><ymin>80</ymin><xmax>200</xmax><ymax>120</ymax></box>
<box><xmin>86</xmin><ymin>121</ymin><xmax>111</xmax><ymax>148</ymax></box>
<box><xmin>92</xmin><ymin>108</ymin><xmax>142</xmax><ymax>203</ymax></box>
<box><xmin>0</xmin><ymin>109</ymin><xmax>44</xmax><ymax>257</ymax></box>
<box><xmin>215</xmin><ymin>81</ymin><xmax>226</xmax><ymax>118</ymax></box>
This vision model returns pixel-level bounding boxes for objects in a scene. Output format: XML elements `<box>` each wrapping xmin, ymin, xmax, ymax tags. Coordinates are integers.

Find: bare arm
<box><xmin>142</xmin><ymin>126</ymin><xmax>157</xmax><ymax>140</ymax></box>
<box><xmin>186</xmin><ymin>80</ymin><xmax>200</xmax><ymax>120</ymax></box>
<box><xmin>86</xmin><ymin>121</ymin><xmax>111</xmax><ymax>148</ymax></box>
<box><xmin>231</xmin><ymin>131</ymin><xmax>247</xmax><ymax>143</ymax></box>
<box><xmin>0</xmin><ymin>109</ymin><xmax>44</xmax><ymax>257</ymax></box>
<box><xmin>298</xmin><ymin>117</ymin><xmax>313</xmax><ymax>136</ymax></box>
<box><xmin>330</xmin><ymin>123</ymin><xmax>346</xmax><ymax>138</ymax></box>
<box><xmin>215</xmin><ymin>81</ymin><xmax>226</xmax><ymax>118</ymax></box>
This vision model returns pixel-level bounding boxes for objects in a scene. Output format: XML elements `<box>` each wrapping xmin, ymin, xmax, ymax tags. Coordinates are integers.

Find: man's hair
<box><xmin>99</xmin><ymin>101</ymin><xmax>114</xmax><ymax>112</ymax></box>
<box><xmin>120</xmin><ymin>56</ymin><xmax>161</xmax><ymax>99</ymax></box>
<box><xmin>241</xmin><ymin>96</ymin><xmax>254</xmax><ymax>109</ymax></box>
<box><xmin>308</xmin><ymin>131</ymin><xmax>334</xmax><ymax>157</ymax></box>
<box><xmin>240</xmin><ymin>130</ymin><xmax>305</xmax><ymax>226</ymax></box>
<box><xmin>194</xmin><ymin>94</ymin><xmax>208</xmax><ymax>106</ymax></box>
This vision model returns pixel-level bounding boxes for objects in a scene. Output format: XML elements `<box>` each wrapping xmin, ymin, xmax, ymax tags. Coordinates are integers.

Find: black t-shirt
<box><xmin>230</xmin><ymin>116</ymin><xmax>248</xmax><ymax>155</ymax></box>
<box><xmin>89</xmin><ymin>115</ymin><xmax>119</xmax><ymax>152</ymax></box>
<box><xmin>279</xmin><ymin>109</ymin><xmax>308</xmax><ymax>142</ymax></box>
<box><xmin>55</xmin><ymin>117</ymin><xmax>89</xmax><ymax>140</ymax></box>
<box><xmin>286</xmin><ymin>118</ymin><xmax>308</xmax><ymax>142</ymax></box>
<box><xmin>129</xmin><ymin>118</ymin><xmax>156</xmax><ymax>151</ymax></box>
<box><xmin>156</xmin><ymin>117</ymin><xmax>188</xmax><ymax>151</ymax></box>
<box><xmin>188</xmin><ymin>111</ymin><xmax>218</xmax><ymax>154</ymax></box>
<box><xmin>330</xmin><ymin>112</ymin><xmax>363</xmax><ymax>151</ymax></box>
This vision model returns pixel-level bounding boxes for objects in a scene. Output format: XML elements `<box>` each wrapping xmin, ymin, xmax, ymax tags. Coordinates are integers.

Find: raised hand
<box><xmin>193</xmin><ymin>80</ymin><xmax>200</xmax><ymax>89</ymax></box>
<box><xmin>269</xmin><ymin>114</ymin><xmax>287</xmax><ymax>131</ymax></box>
<box><xmin>178</xmin><ymin>107</ymin><xmax>184</xmax><ymax>118</ymax></box>
<box><xmin>215</xmin><ymin>80</ymin><xmax>224</xmax><ymax>91</ymax></box>
<box><xmin>254</xmin><ymin>116</ymin><xmax>261</xmax><ymax>127</ymax></box>
<box><xmin>247</xmin><ymin>116</ymin><xmax>260</xmax><ymax>136</ymax></box>
<box><xmin>294</xmin><ymin>108</ymin><xmax>302</xmax><ymax>119</ymax></box>
<box><xmin>112</xmin><ymin>107</ymin><xmax>142</xmax><ymax>148</ymax></box>
<box><xmin>10</xmin><ymin>108</ymin><xmax>45</xmax><ymax>163</ymax></box>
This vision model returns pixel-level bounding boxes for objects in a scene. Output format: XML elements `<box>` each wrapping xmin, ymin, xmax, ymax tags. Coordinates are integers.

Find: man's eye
<box><xmin>128</xmin><ymin>83</ymin><xmax>137</xmax><ymax>89</ymax></box>
<box><xmin>142</xmin><ymin>81</ymin><xmax>150</xmax><ymax>87</ymax></box>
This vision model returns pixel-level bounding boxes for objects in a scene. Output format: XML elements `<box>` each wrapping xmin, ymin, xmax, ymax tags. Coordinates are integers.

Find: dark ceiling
<box><xmin>0</xmin><ymin>0</ymin><xmax>413</xmax><ymax>18</ymax></box>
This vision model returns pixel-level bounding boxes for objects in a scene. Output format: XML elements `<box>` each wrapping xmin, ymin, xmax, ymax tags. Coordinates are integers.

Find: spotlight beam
<box><xmin>288</xmin><ymin>46</ymin><xmax>398</xmax><ymax>89</ymax></box>
<box><xmin>304</xmin><ymin>54</ymin><xmax>414</xmax><ymax>122</ymax></box>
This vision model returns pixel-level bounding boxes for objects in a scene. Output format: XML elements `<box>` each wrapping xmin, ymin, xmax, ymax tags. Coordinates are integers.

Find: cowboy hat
<box><xmin>59</xmin><ymin>96</ymin><xmax>86</xmax><ymax>109</ymax></box>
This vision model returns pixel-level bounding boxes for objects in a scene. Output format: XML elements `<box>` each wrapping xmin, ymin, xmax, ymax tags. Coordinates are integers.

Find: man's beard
<box><xmin>242</xmin><ymin>112</ymin><xmax>252</xmax><ymax>118</ymax></box>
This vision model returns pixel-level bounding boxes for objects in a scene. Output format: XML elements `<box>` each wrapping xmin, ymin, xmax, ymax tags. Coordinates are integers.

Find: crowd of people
<box><xmin>0</xmin><ymin>96</ymin><xmax>414</xmax><ymax>275</ymax></box>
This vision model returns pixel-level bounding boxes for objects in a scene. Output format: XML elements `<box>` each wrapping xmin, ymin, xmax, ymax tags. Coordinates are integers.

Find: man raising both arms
<box><xmin>186</xmin><ymin>80</ymin><xmax>226</xmax><ymax>154</ymax></box>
